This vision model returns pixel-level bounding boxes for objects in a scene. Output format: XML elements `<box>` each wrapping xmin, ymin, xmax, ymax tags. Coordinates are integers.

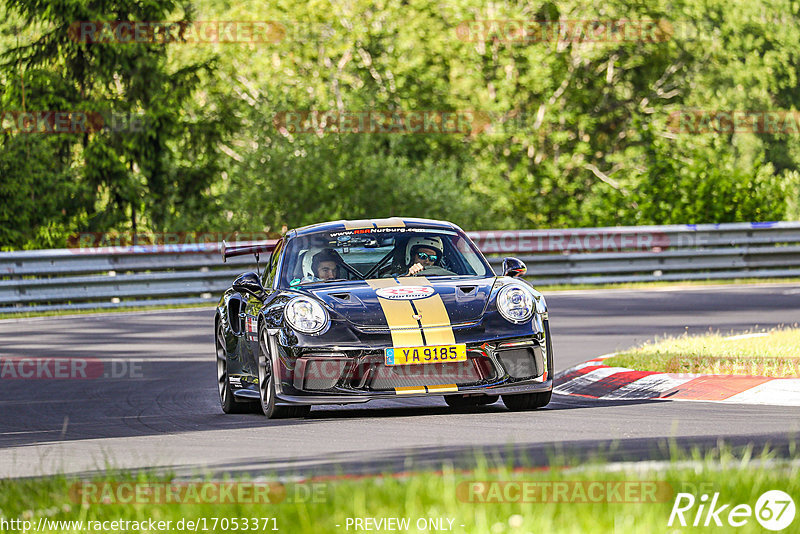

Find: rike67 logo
<box><xmin>669</xmin><ymin>490</ymin><xmax>795</xmax><ymax>531</ymax></box>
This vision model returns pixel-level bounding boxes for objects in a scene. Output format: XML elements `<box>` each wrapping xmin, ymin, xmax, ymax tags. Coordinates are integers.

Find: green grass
<box><xmin>605</xmin><ymin>328</ymin><xmax>800</xmax><ymax>377</ymax></box>
<box><xmin>0</xmin><ymin>448</ymin><xmax>797</xmax><ymax>533</ymax></box>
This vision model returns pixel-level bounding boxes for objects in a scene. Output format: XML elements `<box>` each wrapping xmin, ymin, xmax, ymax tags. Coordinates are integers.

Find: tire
<box><xmin>502</xmin><ymin>390</ymin><xmax>552</xmax><ymax>411</ymax></box>
<box><xmin>257</xmin><ymin>324</ymin><xmax>311</xmax><ymax>419</ymax></box>
<box><xmin>444</xmin><ymin>394</ymin><xmax>499</xmax><ymax>408</ymax></box>
<box><xmin>216</xmin><ymin>321</ymin><xmax>252</xmax><ymax>414</ymax></box>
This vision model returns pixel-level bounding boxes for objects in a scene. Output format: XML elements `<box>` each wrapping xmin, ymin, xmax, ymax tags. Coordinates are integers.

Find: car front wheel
<box><xmin>216</xmin><ymin>321</ymin><xmax>252</xmax><ymax>414</ymax></box>
<box><xmin>502</xmin><ymin>391</ymin><xmax>552</xmax><ymax>411</ymax></box>
<box><xmin>257</xmin><ymin>324</ymin><xmax>311</xmax><ymax>419</ymax></box>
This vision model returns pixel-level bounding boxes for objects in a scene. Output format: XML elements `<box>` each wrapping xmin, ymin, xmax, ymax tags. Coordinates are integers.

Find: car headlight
<box><xmin>497</xmin><ymin>283</ymin><xmax>534</xmax><ymax>323</ymax></box>
<box><xmin>285</xmin><ymin>297</ymin><xmax>329</xmax><ymax>334</ymax></box>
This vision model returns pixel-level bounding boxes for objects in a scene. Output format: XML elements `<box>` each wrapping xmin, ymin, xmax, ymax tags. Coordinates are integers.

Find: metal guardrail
<box><xmin>470</xmin><ymin>222</ymin><xmax>800</xmax><ymax>285</ymax></box>
<box><xmin>1</xmin><ymin>222</ymin><xmax>799</xmax><ymax>313</ymax></box>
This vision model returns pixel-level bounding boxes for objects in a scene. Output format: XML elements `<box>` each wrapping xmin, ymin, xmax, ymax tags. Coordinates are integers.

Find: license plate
<box><xmin>385</xmin><ymin>344</ymin><xmax>467</xmax><ymax>366</ymax></box>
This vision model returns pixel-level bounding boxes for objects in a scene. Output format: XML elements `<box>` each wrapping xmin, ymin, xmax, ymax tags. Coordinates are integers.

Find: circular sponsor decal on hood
<box><xmin>376</xmin><ymin>286</ymin><xmax>435</xmax><ymax>300</ymax></box>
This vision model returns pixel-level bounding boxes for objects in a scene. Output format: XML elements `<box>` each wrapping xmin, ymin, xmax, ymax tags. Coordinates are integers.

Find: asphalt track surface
<box><xmin>1</xmin><ymin>283</ymin><xmax>799</xmax><ymax>479</ymax></box>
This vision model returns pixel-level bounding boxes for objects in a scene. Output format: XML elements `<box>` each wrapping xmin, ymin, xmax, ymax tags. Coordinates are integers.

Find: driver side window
<box><xmin>262</xmin><ymin>239</ymin><xmax>283</xmax><ymax>289</ymax></box>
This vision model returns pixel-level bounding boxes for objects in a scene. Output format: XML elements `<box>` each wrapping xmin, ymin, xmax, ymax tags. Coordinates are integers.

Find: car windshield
<box><xmin>279</xmin><ymin>227</ymin><xmax>493</xmax><ymax>287</ymax></box>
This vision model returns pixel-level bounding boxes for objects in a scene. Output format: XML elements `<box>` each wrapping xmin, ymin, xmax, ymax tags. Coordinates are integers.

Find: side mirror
<box><xmin>502</xmin><ymin>257</ymin><xmax>527</xmax><ymax>278</ymax></box>
<box><xmin>232</xmin><ymin>271</ymin><xmax>265</xmax><ymax>297</ymax></box>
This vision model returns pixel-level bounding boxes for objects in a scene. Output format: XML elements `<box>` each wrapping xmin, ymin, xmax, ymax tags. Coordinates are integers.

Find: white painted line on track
<box><xmin>548</xmin><ymin>282</ymin><xmax>800</xmax><ymax>296</ymax></box>
<box><xmin>723</xmin><ymin>379</ymin><xmax>800</xmax><ymax>406</ymax></box>
<box><xmin>565</xmin><ymin>458</ymin><xmax>800</xmax><ymax>474</ymax></box>
<box><xmin>0</xmin><ymin>357</ymin><xmax>209</xmax><ymax>362</ymax></box>
<box><xmin>0</xmin><ymin>430</ymin><xmax>61</xmax><ymax>436</ymax></box>
<box><xmin>600</xmin><ymin>374</ymin><xmax>695</xmax><ymax>400</ymax></box>
<box><xmin>2</xmin><ymin>283</ymin><xmax>799</xmax><ymax>324</ymax></box>
<box><xmin>554</xmin><ymin>367</ymin><xmax>632</xmax><ymax>394</ymax></box>
<box><xmin>567</xmin><ymin>359</ymin><xmax>609</xmax><ymax>372</ymax></box>
<box><xmin>723</xmin><ymin>332</ymin><xmax>769</xmax><ymax>341</ymax></box>
<box><xmin>558</xmin><ymin>346</ymin><xmax>800</xmax><ymax>406</ymax></box>
<box><xmin>554</xmin><ymin>352</ymin><xmax>619</xmax><ymax>378</ymax></box>
<box><xmin>105</xmin><ymin>357</ymin><xmax>210</xmax><ymax>362</ymax></box>
<box><xmin>0</xmin><ymin>306</ymin><xmax>215</xmax><ymax>324</ymax></box>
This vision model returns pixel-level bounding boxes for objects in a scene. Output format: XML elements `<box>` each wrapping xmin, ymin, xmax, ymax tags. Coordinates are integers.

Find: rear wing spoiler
<box><xmin>221</xmin><ymin>240</ymin><xmax>277</xmax><ymax>263</ymax></box>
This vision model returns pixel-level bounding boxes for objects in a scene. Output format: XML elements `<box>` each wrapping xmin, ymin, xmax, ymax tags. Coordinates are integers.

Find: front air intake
<box><xmin>497</xmin><ymin>346</ymin><xmax>543</xmax><ymax>379</ymax></box>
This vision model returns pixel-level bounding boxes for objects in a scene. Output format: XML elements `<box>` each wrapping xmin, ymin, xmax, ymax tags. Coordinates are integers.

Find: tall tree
<box><xmin>0</xmin><ymin>0</ymin><xmax>237</xmax><ymax>249</ymax></box>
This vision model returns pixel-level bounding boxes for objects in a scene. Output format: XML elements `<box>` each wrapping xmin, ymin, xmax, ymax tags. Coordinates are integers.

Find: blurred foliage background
<box><xmin>1</xmin><ymin>0</ymin><xmax>799</xmax><ymax>249</ymax></box>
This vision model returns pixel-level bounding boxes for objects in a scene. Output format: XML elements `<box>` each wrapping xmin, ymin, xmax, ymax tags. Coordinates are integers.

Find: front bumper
<box><xmin>267</xmin><ymin>336</ymin><xmax>553</xmax><ymax>405</ymax></box>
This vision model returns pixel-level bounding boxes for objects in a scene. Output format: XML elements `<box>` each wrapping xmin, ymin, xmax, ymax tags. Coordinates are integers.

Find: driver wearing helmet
<box><xmin>304</xmin><ymin>248</ymin><xmax>345</xmax><ymax>282</ymax></box>
<box><xmin>404</xmin><ymin>236</ymin><xmax>444</xmax><ymax>276</ymax></box>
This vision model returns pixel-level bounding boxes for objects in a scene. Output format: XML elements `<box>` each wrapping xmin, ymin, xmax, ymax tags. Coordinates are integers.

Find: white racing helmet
<box><xmin>405</xmin><ymin>236</ymin><xmax>444</xmax><ymax>265</ymax></box>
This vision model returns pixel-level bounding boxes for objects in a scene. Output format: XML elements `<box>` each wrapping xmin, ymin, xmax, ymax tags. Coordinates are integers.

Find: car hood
<box><xmin>305</xmin><ymin>277</ymin><xmax>495</xmax><ymax>328</ymax></box>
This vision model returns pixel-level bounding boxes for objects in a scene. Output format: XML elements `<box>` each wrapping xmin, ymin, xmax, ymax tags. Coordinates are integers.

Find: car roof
<box><xmin>290</xmin><ymin>217</ymin><xmax>461</xmax><ymax>238</ymax></box>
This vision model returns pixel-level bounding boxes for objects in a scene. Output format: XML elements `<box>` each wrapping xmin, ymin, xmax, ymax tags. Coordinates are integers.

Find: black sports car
<box><xmin>215</xmin><ymin>217</ymin><xmax>553</xmax><ymax>418</ymax></box>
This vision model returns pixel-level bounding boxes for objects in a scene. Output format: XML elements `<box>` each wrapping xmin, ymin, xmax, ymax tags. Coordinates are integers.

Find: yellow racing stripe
<box><xmin>366</xmin><ymin>279</ymin><xmax>398</xmax><ymax>289</ymax></box>
<box><xmin>426</xmin><ymin>384</ymin><xmax>458</xmax><ymax>393</ymax></box>
<box><xmin>413</xmin><ymin>298</ymin><xmax>455</xmax><ymax>344</ymax></box>
<box><xmin>343</xmin><ymin>219</ymin><xmax>376</xmax><ymax>230</ymax></box>
<box><xmin>373</xmin><ymin>217</ymin><xmax>406</xmax><ymax>228</ymax></box>
<box><xmin>380</xmin><ymin>299</ymin><xmax>425</xmax><ymax>346</ymax></box>
<box><xmin>396</xmin><ymin>276</ymin><xmax>428</xmax><ymax>286</ymax></box>
<box><xmin>368</xmin><ymin>279</ymin><xmax>424</xmax><ymax>346</ymax></box>
<box><xmin>395</xmin><ymin>386</ymin><xmax>426</xmax><ymax>395</ymax></box>
<box><xmin>369</xmin><ymin>276</ymin><xmax>455</xmax><ymax>347</ymax></box>
<box><xmin>395</xmin><ymin>276</ymin><xmax>456</xmax><ymax>345</ymax></box>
